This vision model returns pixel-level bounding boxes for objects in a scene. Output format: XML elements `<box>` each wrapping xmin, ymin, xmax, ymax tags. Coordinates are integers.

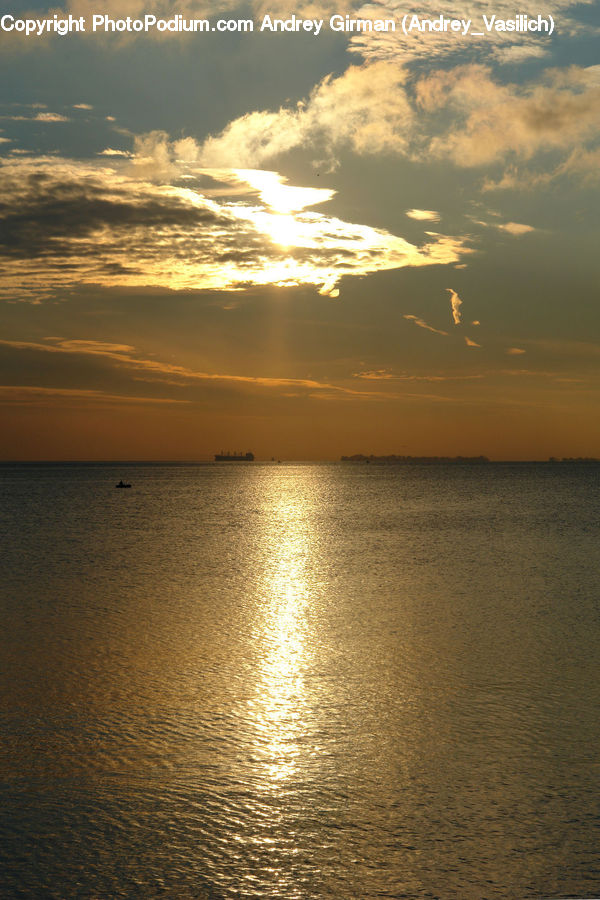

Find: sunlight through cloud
<box><xmin>0</xmin><ymin>155</ymin><xmax>470</xmax><ymax>301</ymax></box>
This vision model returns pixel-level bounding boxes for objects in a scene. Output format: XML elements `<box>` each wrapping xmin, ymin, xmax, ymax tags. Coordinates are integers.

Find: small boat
<box><xmin>115</xmin><ymin>480</ymin><xmax>131</xmax><ymax>488</ymax></box>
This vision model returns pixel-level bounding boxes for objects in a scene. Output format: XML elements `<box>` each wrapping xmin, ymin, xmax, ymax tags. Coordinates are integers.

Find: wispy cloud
<box><xmin>506</xmin><ymin>347</ymin><xmax>526</xmax><ymax>354</ymax></box>
<box><xmin>406</xmin><ymin>208</ymin><xmax>440</xmax><ymax>222</ymax></box>
<box><xmin>404</xmin><ymin>315</ymin><xmax>448</xmax><ymax>335</ymax></box>
<box><xmin>482</xmin><ymin>166</ymin><xmax>553</xmax><ymax>192</ymax></box>
<box><xmin>34</xmin><ymin>112</ymin><xmax>69</xmax><ymax>122</ymax></box>
<box><xmin>0</xmin><ymin>111</ymin><xmax>70</xmax><ymax>123</ymax></box>
<box><xmin>447</xmin><ymin>288</ymin><xmax>463</xmax><ymax>325</ymax></box>
<box><xmin>465</xmin><ymin>336</ymin><xmax>481</xmax><ymax>348</ymax></box>
<box><xmin>557</xmin><ymin>146</ymin><xmax>600</xmax><ymax>184</ymax></box>
<box><xmin>354</xmin><ymin>369</ymin><xmax>395</xmax><ymax>380</ymax></box>
<box><xmin>497</xmin><ymin>222</ymin><xmax>535</xmax><ymax>235</ymax></box>
<box><xmin>0</xmin><ymin>385</ymin><xmax>188</xmax><ymax>406</ymax></box>
<box><xmin>0</xmin><ymin>338</ymin><xmax>387</xmax><ymax>399</ymax></box>
<box><xmin>348</xmin><ymin>0</ymin><xmax>590</xmax><ymax>66</ymax></box>
<box><xmin>354</xmin><ymin>369</ymin><xmax>484</xmax><ymax>382</ymax></box>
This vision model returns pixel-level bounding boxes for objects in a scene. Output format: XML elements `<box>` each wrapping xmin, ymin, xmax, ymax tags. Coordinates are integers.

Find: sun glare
<box><xmin>232</xmin><ymin>169</ymin><xmax>335</xmax><ymax>214</ymax></box>
<box><xmin>263</xmin><ymin>213</ymin><xmax>306</xmax><ymax>248</ymax></box>
<box><xmin>250</xmin><ymin>480</ymin><xmax>315</xmax><ymax>785</ymax></box>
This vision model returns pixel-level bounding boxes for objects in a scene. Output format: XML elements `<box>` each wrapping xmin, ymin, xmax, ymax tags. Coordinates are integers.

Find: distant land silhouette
<box><xmin>341</xmin><ymin>454</ymin><xmax>490</xmax><ymax>464</ymax></box>
<box><xmin>341</xmin><ymin>455</ymin><xmax>600</xmax><ymax>464</ymax></box>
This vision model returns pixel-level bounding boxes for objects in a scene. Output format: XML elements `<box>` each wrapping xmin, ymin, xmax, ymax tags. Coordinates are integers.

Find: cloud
<box><xmin>73</xmin><ymin>103</ymin><xmax>93</xmax><ymax>110</ymax></box>
<box><xmin>447</xmin><ymin>287</ymin><xmax>462</xmax><ymax>324</ymax></box>
<box><xmin>404</xmin><ymin>315</ymin><xmax>448</xmax><ymax>335</ymax></box>
<box><xmin>198</xmin><ymin>108</ymin><xmax>305</xmax><ymax>170</ymax></box>
<box><xmin>354</xmin><ymin>369</ymin><xmax>484</xmax><ymax>382</ymax></box>
<box><xmin>492</xmin><ymin>43</ymin><xmax>549</xmax><ymax>64</ymax></box>
<box><xmin>198</xmin><ymin>62</ymin><xmax>414</xmax><ymax>168</ymax></box>
<box><xmin>481</xmin><ymin>166</ymin><xmax>553</xmax><ymax>192</ymax></box>
<box><xmin>0</xmin><ymin>111</ymin><xmax>69</xmax><ymax>123</ymax></box>
<box><xmin>484</xmin><ymin>146</ymin><xmax>600</xmax><ymax>190</ymax></box>
<box><xmin>0</xmin><ymin>385</ymin><xmax>187</xmax><ymax>406</ymax></box>
<box><xmin>0</xmin><ymin>337</ymin><xmax>387</xmax><ymax>400</ymax></box>
<box><xmin>506</xmin><ymin>347</ymin><xmax>526</xmax><ymax>355</ymax></box>
<box><xmin>23</xmin><ymin>51</ymin><xmax>588</xmax><ymax>202</ymax></box>
<box><xmin>222</xmin><ymin>168</ymin><xmax>335</xmax><ymax>213</ymax></box>
<box><xmin>556</xmin><ymin>145</ymin><xmax>600</xmax><ymax>183</ymax></box>
<box><xmin>1</xmin><ymin>0</ymin><xmax>592</xmax><ymax>121</ymax></box>
<box><xmin>157</xmin><ymin>58</ymin><xmax>600</xmax><ymax>189</ymax></box>
<box><xmin>465</xmin><ymin>337</ymin><xmax>481</xmax><ymax>347</ymax></box>
<box><xmin>51</xmin><ymin>339</ymin><xmax>137</xmax><ymax>354</ymax></box>
<box><xmin>347</xmin><ymin>0</ymin><xmax>590</xmax><ymax>66</ymax></box>
<box><xmin>0</xmin><ymin>153</ymin><xmax>469</xmax><ymax>301</ymax></box>
<box><xmin>497</xmin><ymin>221</ymin><xmax>535</xmax><ymax>235</ymax></box>
<box><xmin>353</xmin><ymin>369</ymin><xmax>395</xmax><ymax>380</ymax></box>
<box><xmin>406</xmin><ymin>208</ymin><xmax>440</xmax><ymax>222</ymax></box>
<box><xmin>417</xmin><ymin>64</ymin><xmax>600</xmax><ymax>168</ymax></box>
<box><xmin>34</xmin><ymin>112</ymin><xmax>69</xmax><ymax>122</ymax></box>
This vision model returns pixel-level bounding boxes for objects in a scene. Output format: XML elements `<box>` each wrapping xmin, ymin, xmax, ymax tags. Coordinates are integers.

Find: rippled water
<box><xmin>1</xmin><ymin>461</ymin><xmax>599</xmax><ymax>898</ymax></box>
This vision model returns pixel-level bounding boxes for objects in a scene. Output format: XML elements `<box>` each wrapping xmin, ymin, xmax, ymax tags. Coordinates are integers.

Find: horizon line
<box><xmin>1</xmin><ymin>457</ymin><xmax>599</xmax><ymax>465</ymax></box>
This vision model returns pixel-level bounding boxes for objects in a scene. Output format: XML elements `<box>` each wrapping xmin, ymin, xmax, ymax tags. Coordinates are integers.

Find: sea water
<box><xmin>1</xmin><ymin>462</ymin><xmax>599</xmax><ymax>898</ymax></box>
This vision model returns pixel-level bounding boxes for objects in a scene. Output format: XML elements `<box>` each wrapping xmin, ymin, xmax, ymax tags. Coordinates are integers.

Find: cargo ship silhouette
<box><xmin>214</xmin><ymin>451</ymin><xmax>254</xmax><ymax>461</ymax></box>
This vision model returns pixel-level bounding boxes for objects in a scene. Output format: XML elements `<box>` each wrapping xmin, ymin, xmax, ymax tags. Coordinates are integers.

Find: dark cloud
<box><xmin>0</xmin><ymin>178</ymin><xmax>227</xmax><ymax>258</ymax></box>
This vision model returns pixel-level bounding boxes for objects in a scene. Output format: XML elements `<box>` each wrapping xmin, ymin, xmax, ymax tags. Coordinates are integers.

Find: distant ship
<box><xmin>214</xmin><ymin>451</ymin><xmax>254</xmax><ymax>461</ymax></box>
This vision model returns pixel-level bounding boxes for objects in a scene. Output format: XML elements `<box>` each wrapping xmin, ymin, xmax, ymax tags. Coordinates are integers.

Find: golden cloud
<box><xmin>0</xmin><ymin>152</ymin><xmax>469</xmax><ymax>301</ymax></box>
<box><xmin>418</xmin><ymin>65</ymin><xmax>600</xmax><ymax>167</ymax></box>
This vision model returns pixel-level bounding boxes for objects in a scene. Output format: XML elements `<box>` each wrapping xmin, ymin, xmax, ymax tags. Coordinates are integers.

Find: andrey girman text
<box><xmin>0</xmin><ymin>12</ymin><xmax>555</xmax><ymax>37</ymax></box>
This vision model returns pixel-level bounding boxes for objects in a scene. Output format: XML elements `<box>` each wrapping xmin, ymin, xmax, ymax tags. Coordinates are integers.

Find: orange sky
<box><xmin>1</xmin><ymin>3</ymin><xmax>599</xmax><ymax>460</ymax></box>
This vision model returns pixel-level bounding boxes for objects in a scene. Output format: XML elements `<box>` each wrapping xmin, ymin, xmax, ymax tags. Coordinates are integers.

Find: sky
<box><xmin>0</xmin><ymin>0</ymin><xmax>598</xmax><ymax>460</ymax></box>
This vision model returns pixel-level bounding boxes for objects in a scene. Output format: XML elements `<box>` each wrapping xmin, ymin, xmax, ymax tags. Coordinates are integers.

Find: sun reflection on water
<box><xmin>250</xmin><ymin>481</ymin><xmax>316</xmax><ymax>786</ymax></box>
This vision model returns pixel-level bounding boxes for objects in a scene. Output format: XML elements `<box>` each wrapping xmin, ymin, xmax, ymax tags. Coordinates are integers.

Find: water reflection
<box><xmin>250</xmin><ymin>479</ymin><xmax>315</xmax><ymax>786</ymax></box>
<box><xmin>4</xmin><ymin>463</ymin><xmax>600</xmax><ymax>898</ymax></box>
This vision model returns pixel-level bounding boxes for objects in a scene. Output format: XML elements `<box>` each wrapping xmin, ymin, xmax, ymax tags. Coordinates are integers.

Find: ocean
<box><xmin>1</xmin><ymin>461</ymin><xmax>599</xmax><ymax>898</ymax></box>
